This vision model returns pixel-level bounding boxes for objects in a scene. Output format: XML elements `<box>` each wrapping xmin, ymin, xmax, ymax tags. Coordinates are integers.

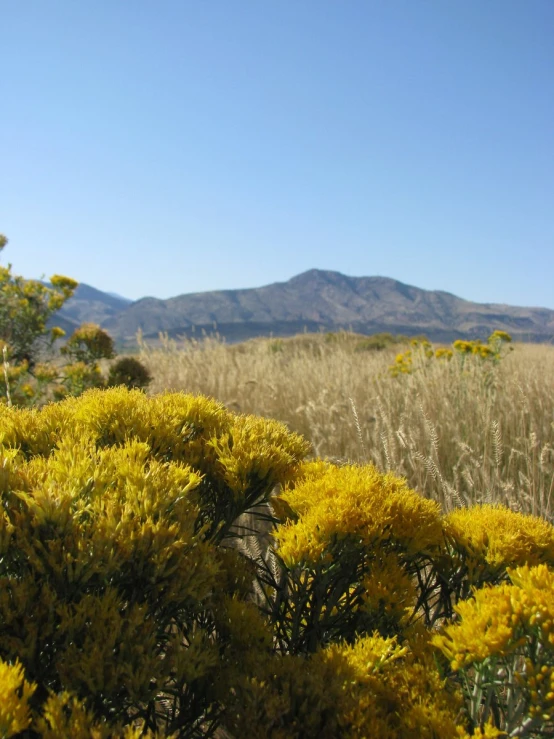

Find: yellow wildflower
<box><xmin>318</xmin><ymin>634</ymin><xmax>462</xmax><ymax>738</ymax></box>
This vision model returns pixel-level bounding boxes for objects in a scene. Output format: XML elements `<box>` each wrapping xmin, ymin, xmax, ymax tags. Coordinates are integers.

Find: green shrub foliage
<box><xmin>1</xmin><ymin>387</ymin><xmax>554</xmax><ymax>737</ymax></box>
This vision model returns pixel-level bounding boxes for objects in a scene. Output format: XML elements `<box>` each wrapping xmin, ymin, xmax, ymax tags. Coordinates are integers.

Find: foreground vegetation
<box><xmin>2</xmin><ymin>387</ymin><xmax>554</xmax><ymax>737</ymax></box>
<box><xmin>2</xmin><ymin>233</ymin><xmax>554</xmax><ymax>736</ymax></box>
<box><xmin>139</xmin><ymin>331</ymin><xmax>554</xmax><ymax>519</ymax></box>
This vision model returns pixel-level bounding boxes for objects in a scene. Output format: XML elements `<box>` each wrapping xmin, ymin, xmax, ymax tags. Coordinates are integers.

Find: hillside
<box><xmin>55</xmin><ymin>283</ymin><xmax>132</xmax><ymax>333</ymax></box>
<box><xmin>98</xmin><ymin>270</ymin><xmax>554</xmax><ymax>344</ymax></box>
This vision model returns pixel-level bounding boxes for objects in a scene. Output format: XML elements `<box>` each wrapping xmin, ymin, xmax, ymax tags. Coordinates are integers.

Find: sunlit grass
<box><xmin>139</xmin><ymin>332</ymin><xmax>554</xmax><ymax>518</ymax></box>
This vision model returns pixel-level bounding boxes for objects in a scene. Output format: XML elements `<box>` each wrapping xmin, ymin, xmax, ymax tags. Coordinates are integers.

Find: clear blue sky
<box><xmin>2</xmin><ymin>1</ymin><xmax>553</xmax><ymax>307</ymax></box>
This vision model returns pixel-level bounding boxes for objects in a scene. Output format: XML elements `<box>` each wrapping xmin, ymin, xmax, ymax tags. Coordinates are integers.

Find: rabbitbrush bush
<box><xmin>1</xmin><ymin>388</ymin><xmax>554</xmax><ymax>737</ymax></box>
<box><xmin>0</xmin><ymin>234</ymin><xmax>152</xmax><ymax>406</ymax></box>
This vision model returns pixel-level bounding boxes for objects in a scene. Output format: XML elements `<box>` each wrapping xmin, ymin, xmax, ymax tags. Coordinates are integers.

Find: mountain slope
<box><xmin>55</xmin><ymin>283</ymin><xmax>132</xmax><ymax>330</ymax></box>
<box><xmin>101</xmin><ymin>270</ymin><xmax>554</xmax><ymax>344</ymax></box>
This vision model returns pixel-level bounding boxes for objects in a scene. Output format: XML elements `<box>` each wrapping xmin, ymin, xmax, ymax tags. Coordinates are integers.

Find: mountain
<box><xmin>54</xmin><ymin>283</ymin><xmax>132</xmax><ymax>333</ymax></box>
<box><xmin>94</xmin><ymin>270</ymin><xmax>554</xmax><ymax>345</ymax></box>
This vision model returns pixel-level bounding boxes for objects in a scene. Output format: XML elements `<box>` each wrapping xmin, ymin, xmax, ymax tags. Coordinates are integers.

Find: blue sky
<box><xmin>2</xmin><ymin>1</ymin><xmax>553</xmax><ymax>307</ymax></box>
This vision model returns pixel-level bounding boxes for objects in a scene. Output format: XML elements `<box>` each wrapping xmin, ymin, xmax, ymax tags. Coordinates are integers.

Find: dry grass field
<box><xmin>139</xmin><ymin>331</ymin><xmax>554</xmax><ymax>519</ymax></box>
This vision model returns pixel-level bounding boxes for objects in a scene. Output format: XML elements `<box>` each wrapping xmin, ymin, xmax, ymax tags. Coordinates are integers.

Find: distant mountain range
<box><xmin>56</xmin><ymin>270</ymin><xmax>554</xmax><ymax>345</ymax></box>
<box><xmin>51</xmin><ymin>283</ymin><xmax>133</xmax><ymax>336</ymax></box>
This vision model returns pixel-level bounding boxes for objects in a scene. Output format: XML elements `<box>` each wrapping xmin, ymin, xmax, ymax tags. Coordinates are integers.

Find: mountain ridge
<box><xmin>56</xmin><ymin>270</ymin><xmax>554</xmax><ymax>345</ymax></box>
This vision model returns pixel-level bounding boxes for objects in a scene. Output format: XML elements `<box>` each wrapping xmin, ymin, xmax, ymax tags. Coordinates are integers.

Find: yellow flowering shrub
<box><xmin>0</xmin><ymin>235</ymin><xmax>77</xmax><ymax>370</ymax></box>
<box><xmin>434</xmin><ymin>564</ymin><xmax>554</xmax><ymax>736</ymax></box>
<box><xmin>227</xmin><ymin>632</ymin><xmax>462</xmax><ymax>738</ymax></box>
<box><xmin>440</xmin><ymin>504</ymin><xmax>554</xmax><ymax>600</ymax></box>
<box><xmin>0</xmin><ymin>236</ymin><xmax>81</xmax><ymax>406</ymax></box>
<box><xmin>3</xmin><ymin>382</ymin><xmax>554</xmax><ymax>736</ymax></box>
<box><xmin>60</xmin><ymin>322</ymin><xmax>115</xmax><ymax>363</ymax></box>
<box><xmin>435</xmin><ymin>347</ymin><xmax>454</xmax><ymax>360</ymax></box>
<box><xmin>35</xmin><ymin>692</ymin><xmax>137</xmax><ymax>738</ymax></box>
<box><xmin>360</xmin><ymin>551</ymin><xmax>418</xmax><ymax>632</ymax></box>
<box><xmin>264</xmin><ymin>461</ymin><xmax>444</xmax><ymax>652</ymax></box>
<box><xmin>0</xmin><ymin>399</ymin><xmax>75</xmax><ymax>456</ymax></box>
<box><xmin>321</xmin><ymin>635</ymin><xmax>462</xmax><ymax>739</ymax></box>
<box><xmin>275</xmin><ymin>461</ymin><xmax>443</xmax><ymax>564</ymax></box>
<box><xmin>452</xmin><ymin>332</ymin><xmax>511</xmax><ymax>362</ymax></box>
<box><xmin>456</xmin><ymin>722</ymin><xmax>508</xmax><ymax>738</ymax></box>
<box><xmin>0</xmin><ymin>387</ymin><xmax>308</xmax><ymax>735</ymax></box>
<box><xmin>1</xmin><ymin>234</ymin><xmax>153</xmax><ymax>406</ymax></box>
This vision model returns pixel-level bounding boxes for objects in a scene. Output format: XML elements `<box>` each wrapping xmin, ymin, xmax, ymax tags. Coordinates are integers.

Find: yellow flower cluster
<box><xmin>390</xmin><ymin>348</ymin><xmax>413</xmax><ymax>376</ymax></box>
<box><xmin>452</xmin><ymin>330</ymin><xmax>511</xmax><ymax>359</ymax></box>
<box><xmin>50</xmin><ymin>325</ymin><xmax>66</xmax><ymax>340</ymax></box>
<box><xmin>208</xmin><ymin>413</ymin><xmax>310</xmax><ymax>496</ymax></box>
<box><xmin>49</xmin><ymin>274</ymin><xmax>79</xmax><ymax>294</ymax></box>
<box><xmin>61</xmin><ymin>322</ymin><xmax>115</xmax><ymax>363</ymax></box>
<box><xmin>390</xmin><ymin>330</ymin><xmax>512</xmax><ymax>376</ymax></box>
<box><xmin>489</xmin><ymin>330</ymin><xmax>512</xmax><ymax>343</ymax></box>
<box><xmin>456</xmin><ymin>722</ymin><xmax>507</xmax><ymax>738</ymax></box>
<box><xmin>321</xmin><ymin>635</ymin><xmax>462</xmax><ymax>738</ymax></box>
<box><xmin>444</xmin><ymin>504</ymin><xmax>554</xmax><ymax>585</ymax></box>
<box><xmin>452</xmin><ymin>339</ymin><xmax>500</xmax><ymax>359</ymax></box>
<box><xmin>274</xmin><ymin>461</ymin><xmax>443</xmax><ymax>566</ymax></box>
<box><xmin>3</xmin><ymin>359</ymin><xmax>29</xmax><ymax>381</ymax></box>
<box><xmin>33</xmin><ymin>362</ymin><xmax>59</xmax><ymax>382</ymax></box>
<box><xmin>434</xmin><ymin>564</ymin><xmax>554</xmax><ymax>728</ymax></box>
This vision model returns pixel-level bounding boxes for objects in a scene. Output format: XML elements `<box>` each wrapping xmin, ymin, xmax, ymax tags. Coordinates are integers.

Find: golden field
<box><xmin>139</xmin><ymin>332</ymin><xmax>554</xmax><ymax>518</ymax></box>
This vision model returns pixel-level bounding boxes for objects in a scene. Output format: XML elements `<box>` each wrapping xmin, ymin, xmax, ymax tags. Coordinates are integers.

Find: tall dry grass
<box><xmin>139</xmin><ymin>332</ymin><xmax>554</xmax><ymax>518</ymax></box>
